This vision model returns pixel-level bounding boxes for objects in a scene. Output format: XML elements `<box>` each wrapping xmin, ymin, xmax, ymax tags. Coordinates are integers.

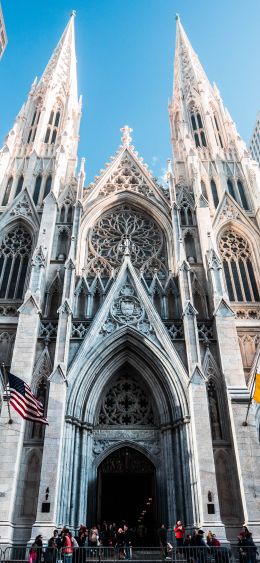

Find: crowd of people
<box><xmin>158</xmin><ymin>522</ymin><xmax>258</xmax><ymax>563</ymax></box>
<box><xmin>29</xmin><ymin>521</ymin><xmax>259</xmax><ymax>563</ymax></box>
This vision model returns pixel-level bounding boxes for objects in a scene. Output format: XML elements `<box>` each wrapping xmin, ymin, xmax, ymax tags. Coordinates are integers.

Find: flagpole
<box><xmin>242</xmin><ymin>370</ymin><xmax>256</xmax><ymax>427</ymax></box>
<box><xmin>1</xmin><ymin>362</ymin><xmax>13</xmax><ymax>424</ymax></box>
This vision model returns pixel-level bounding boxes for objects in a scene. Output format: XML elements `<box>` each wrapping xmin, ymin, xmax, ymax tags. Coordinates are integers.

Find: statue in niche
<box><xmin>207</xmin><ymin>381</ymin><xmax>222</xmax><ymax>440</ymax></box>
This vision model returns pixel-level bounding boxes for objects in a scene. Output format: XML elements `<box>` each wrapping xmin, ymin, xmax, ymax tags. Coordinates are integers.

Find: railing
<box><xmin>0</xmin><ymin>546</ymin><xmax>259</xmax><ymax>563</ymax></box>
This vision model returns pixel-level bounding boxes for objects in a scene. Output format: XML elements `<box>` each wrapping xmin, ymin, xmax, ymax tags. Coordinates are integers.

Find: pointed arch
<box><xmin>0</xmin><ymin>225</ymin><xmax>32</xmax><ymax>299</ymax></box>
<box><xmin>43</xmin><ymin>175</ymin><xmax>52</xmax><ymax>200</ymax></box>
<box><xmin>44</xmin><ymin>273</ymin><xmax>62</xmax><ymax>318</ymax></box>
<box><xmin>15</xmin><ymin>175</ymin><xmax>24</xmax><ymax>198</ymax></box>
<box><xmin>210</xmin><ymin>179</ymin><xmax>219</xmax><ymax>208</ymax></box>
<box><xmin>219</xmin><ymin>228</ymin><xmax>260</xmax><ymax>302</ymax></box>
<box><xmin>2</xmin><ymin>176</ymin><xmax>13</xmax><ymax>206</ymax></box>
<box><xmin>33</xmin><ymin>174</ymin><xmax>42</xmax><ymax>205</ymax></box>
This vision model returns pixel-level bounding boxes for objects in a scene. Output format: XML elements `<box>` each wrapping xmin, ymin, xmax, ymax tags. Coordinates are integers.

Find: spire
<box><xmin>173</xmin><ymin>16</ymin><xmax>212</xmax><ymax>102</ymax></box>
<box><xmin>36</xmin><ymin>11</ymin><xmax>78</xmax><ymax>102</ymax></box>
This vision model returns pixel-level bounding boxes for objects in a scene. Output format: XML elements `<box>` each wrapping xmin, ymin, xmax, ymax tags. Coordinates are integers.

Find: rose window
<box><xmin>88</xmin><ymin>205</ymin><xmax>165</xmax><ymax>272</ymax></box>
<box><xmin>98</xmin><ymin>374</ymin><xmax>155</xmax><ymax>426</ymax></box>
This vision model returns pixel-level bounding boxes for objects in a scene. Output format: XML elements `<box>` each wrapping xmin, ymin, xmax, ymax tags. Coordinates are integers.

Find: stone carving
<box><xmin>220</xmin><ymin>230</ymin><xmax>250</xmax><ymax>260</ymax></box>
<box><xmin>197</xmin><ymin>322</ymin><xmax>214</xmax><ymax>342</ymax></box>
<box><xmin>235</xmin><ymin>308</ymin><xmax>260</xmax><ymax>320</ymax></box>
<box><xmin>111</xmin><ymin>283</ymin><xmax>144</xmax><ymax>325</ymax></box>
<box><xmin>10</xmin><ymin>194</ymin><xmax>32</xmax><ymax>217</ymax></box>
<box><xmin>0</xmin><ymin>304</ymin><xmax>19</xmax><ymax>316</ymax></box>
<box><xmin>31</xmin><ymin>246</ymin><xmax>46</xmax><ymax>268</ymax></box>
<box><xmin>98</xmin><ymin>373</ymin><xmax>154</xmax><ymax>426</ymax></box>
<box><xmin>99</xmin><ymin>277</ymin><xmax>156</xmax><ymax>342</ymax></box>
<box><xmin>39</xmin><ymin>321</ymin><xmax>58</xmax><ymax>339</ymax></box>
<box><xmin>71</xmin><ymin>322</ymin><xmax>89</xmax><ymax>338</ymax></box>
<box><xmin>120</xmin><ymin>125</ymin><xmax>133</xmax><ymax>146</ymax></box>
<box><xmin>0</xmin><ymin>227</ymin><xmax>32</xmax><ymax>300</ymax></box>
<box><xmin>207</xmin><ymin>380</ymin><xmax>222</xmax><ymax>441</ymax></box>
<box><xmin>166</xmin><ymin>322</ymin><xmax>184</xmax><ymax>341</ymax></box>
<box><xmin>218</xmin><ymin>199</ymin><xmax>240</xmax><ymax>223</ymax></box>
<box><xmin>96</xmin><ymin>154</ymin><xmax>165</xmax><ymax>202</ymax></box>
<box><xmin>0</xmin><ymin>226</ymin><xmax>32</xmax><ymax>256</ymax></box>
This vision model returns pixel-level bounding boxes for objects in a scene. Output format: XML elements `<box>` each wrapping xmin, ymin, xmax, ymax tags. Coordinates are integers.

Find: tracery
<box><xmin>86</xmin><ymin>205</ymin><xmax>167</xmax><ymax>276</ymax></box>
<box><xmin>98</xmin><ymin>373</ymin><xmax>155</xmax><ymax>426</ymax></box>
<box><xmin>219</xmin><ymin>230</ymin><xmax>259</xmax><ymax>302</ymax></box>
<box><xmin>0</xmin><ymin>226</ymin><xmax>32</xmax><ymax>299</ymax></box>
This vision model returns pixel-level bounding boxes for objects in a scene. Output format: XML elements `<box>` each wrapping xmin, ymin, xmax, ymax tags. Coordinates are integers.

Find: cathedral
<box><xmin>0</xmin><ymin>12</ymin><xmax>260</xmax><ymax>547</ymax></box>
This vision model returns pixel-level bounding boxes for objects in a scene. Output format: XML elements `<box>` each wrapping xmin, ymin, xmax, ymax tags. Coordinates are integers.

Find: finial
<box><xmin>71</xmin><ymin>10</ymin><xmax>76</xmax><ymax>17</ymax></box>
<box><xmin>120</xmin><ymin>125</ymin><xmax>133</xmax><ymax>147</ymax></box>
<box><xmin>175</xmin><ymin>13</ymin><xmax>180</xmax><ymax>21</ymax></box>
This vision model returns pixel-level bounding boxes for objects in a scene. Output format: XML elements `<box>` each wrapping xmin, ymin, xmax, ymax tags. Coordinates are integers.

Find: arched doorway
<box><xmin>97</xmin><ymin>446</ymin><xmax>156</xmax><ymax>544</ymax></box>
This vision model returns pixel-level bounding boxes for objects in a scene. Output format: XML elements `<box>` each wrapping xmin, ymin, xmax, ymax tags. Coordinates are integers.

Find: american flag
<box><xmin>7</xmin><ymin>372</ymin><xmax>48</xmax><ymax>425</ymax></box>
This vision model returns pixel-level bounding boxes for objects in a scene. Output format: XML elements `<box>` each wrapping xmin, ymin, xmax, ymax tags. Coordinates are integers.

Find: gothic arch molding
<box><xmin>94</xmin><ymin>440</ymin><xmax>158</xmax><ymax>470</ymax></box>
<box><xmin>67</xmin><ymin>328</ymin><xmax>189</xmax><ymax>425</ymax></box>
<box><xmin>79</xmin><ymin>193</ymin><xmax>175</xmax><ymax>273</ymax></box>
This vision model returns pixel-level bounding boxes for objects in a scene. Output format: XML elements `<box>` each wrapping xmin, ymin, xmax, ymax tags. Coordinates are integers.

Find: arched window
<box><xmin>15</xmin><ymin>175</ymin><xmax>24</xmax><ymax>198</ymax></box>
<box><xmin>0</xmin><ymin>226</ymin><xmax>32</xmax><ymax>299</ymax></box>
<box><xmin>43</xmin><ymin>175</ymin><xmax>52</xmax><ymax>199</ymax></box>
<box><xmin>27</xmin><ymin>107</ymin><xmax>41</xmax><ymax>144</ymax></box>
<box><xmin>237</xmin><ymin>180</ymin><xmax>249</xmax><ymax>210</ymax></box>
<box><xmin>59</xmin><ymin>201</ymin><xmax>74</xmax><ymax>223</ymax></box>
<box><xmin>227</xmin><ymin>179</ymin><xmax>236</xmax><ymax>201</ymax></box>
<box><xmin>44</xmin><ymin>107</ymin><xmax>61</xmax><ymax>144</ymax></box>
<box><xmin>2</xmin><ymin>176</ymin><xmax>13</xmax><ymax>206</ymax></box>
<box><xmin>190</xmin><ymin>109</ymin><xmax>207</xmax><ymax>148</ymax></box>
<box><xmin>210</xmin><ymin>180</ymin><xmax>219</xmax><ymax>208</ymax></box>
<box><xmin>201</xmin><ymin>181</ymin><xmax>208</xmax><ymax>201</ymax></box>
<box><xmin>184</xmin><ymin>232</ymin><xmax>197</xmax><ymax>263</ymax></box>
<box><xmin>220</xmin><ymin>230</ymin><xmax>260</xmax><ymax>302</ymax></box>
<box><xmin>213</xmin><ymin>115</ymin><xmax>223</xmax><ymax>148</ymax></box>
<box><xmin>33</xmin><ymin>175</ymin><xmax>42</xmax><ymax>205</ymax></box>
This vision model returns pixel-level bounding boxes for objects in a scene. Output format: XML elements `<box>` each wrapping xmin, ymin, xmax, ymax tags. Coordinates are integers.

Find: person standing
<box><xmin>62</xmin><ymin>529</ymin><xmax>73</xmax><ymax>563</ymax></box>
<box><xmin>123</xmin><ymin>524</ymin><xmax>132</xmax><ymax>560</ymax></box>
<box><xmin>158</xmin><ymin>524</ymin><xmax>168</xmax><ymax>559</ymax></box>
<box><xmin>174</xmin><ymin>521</ymin><xmax>185</xmax><ymax>548</ymax></box>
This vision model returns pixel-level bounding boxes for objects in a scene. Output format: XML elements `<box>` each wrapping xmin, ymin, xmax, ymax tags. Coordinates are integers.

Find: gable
<box><xmin>84</xmin><ymin>147</ymin><xmax>170</xmax><ymax>210</ymax></box>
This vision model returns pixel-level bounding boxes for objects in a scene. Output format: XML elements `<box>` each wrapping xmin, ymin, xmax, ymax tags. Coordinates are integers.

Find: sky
<box><xmin>0</xmin><ymin>0</ymin><xmax>260</xmax><ymax>185</ymax></box>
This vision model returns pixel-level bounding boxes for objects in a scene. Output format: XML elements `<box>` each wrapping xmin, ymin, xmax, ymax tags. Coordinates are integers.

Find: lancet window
<box><xmin>27</xmin><ymin>106</ymin><xmax>41</xmax><ymax>144</ymax></box>
<box><xmin>219</xmin><ymin>230</ymin><xmax>259</xmax><ymax>302</ymax></box>
<box><xmin>43</xmin><ymin>175</ymin><xmax>52</xmax><ymax>199</ymax></box>
<box><xmin>237</xmin><ymin>180</ymin><xmax>249</xmax><ymax>211</ymax></box>
<box><xmin>2</xmin><ymin>176</ymin><xmax>13</xmax><ymax>206</ymax></box>
<box><xmin>33</xmin><ymin>175</ymin><xmax>42</xmax><ymax>205</ymax></box>
<box><xmin>44</xmin><ymin>106</ymin><xmax>62</xmax><ymax>144</ymax></box>
<box><xmin>179</xmin><ymin>198</ymin><xmax>195</xmax><ymax>226</ymax></box>
<box><xmin>184</xmin><ymin>232</ymin><xmax>197</xmax><ymax>263</ymax></box>
<box><xmin>59</xmin><ymin>200</ymin><xmax>74</xmax><ymax>223</ymax></box>
<box><xmin>213</xmin><ymin>114</ymin><xmax>223</xmax><ymax>148</ymax></box>
<box><xmin>190</xmin><ymin>108</ymin><xmax>207</xmax><ymax>148</ymax></box>
<box><xmin>227</xmin><ymin>179</ymin><xmax>236</xmax><ymax>201</ymax></box>
<box><xmin>210</xmin><ymin>179</ymin><xmax>219</xmax><ymax>208</ymax></box>
<box><xmin>56</xmin><ymin>227</ymin><xmax>70</xmax><ymax>261</ymax></box>
<box><xmin>201</xmin><ymin>181</ymin><xmax>208</xmax><ymax>201</ymax></box>
<box><xmin>15</xmin><ymin>175</ymin><xmax>24</xmax><ymax>198</ymax></box>
<box><xmin>0</xmin><ymin>226</ymin><xmax>32</xmax><ymax>300</ymax></box>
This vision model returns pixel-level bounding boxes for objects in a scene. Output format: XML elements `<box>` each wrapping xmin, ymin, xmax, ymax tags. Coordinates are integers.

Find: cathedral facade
<box><xmin>0</xmin><ymin>13</ymin><xmax>260</xmax><ymax>546</ymax></box>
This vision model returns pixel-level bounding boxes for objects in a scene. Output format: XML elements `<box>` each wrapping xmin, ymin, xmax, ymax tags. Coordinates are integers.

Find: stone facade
<box><xmin>0</xmin><ymin>13</ymin><xmax>260</xmax><ymax>545</ymax></box>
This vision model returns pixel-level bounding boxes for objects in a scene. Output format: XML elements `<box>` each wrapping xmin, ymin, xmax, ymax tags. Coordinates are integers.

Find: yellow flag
<box><xmin>253</xmin><ymin>374</ymin><xmax>260</xmax><ymax>403</ymax></box>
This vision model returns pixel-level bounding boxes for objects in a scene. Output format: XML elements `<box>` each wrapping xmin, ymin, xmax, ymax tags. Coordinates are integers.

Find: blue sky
<box><xmin>0</xmin><ymin>0</ymin><xmax>260</xmax><ymax>184</ymax></box>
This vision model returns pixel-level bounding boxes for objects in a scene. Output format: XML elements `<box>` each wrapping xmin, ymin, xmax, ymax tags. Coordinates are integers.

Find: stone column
<box><xmin>160</xmin><ymin>425</ymin><xmax>176</xmax><ymax>527</ymax></box>
<box><xmin>214</xmin><ymin>301</ymin><xmax>260</xmax><ymax>539</ymax></box>
<box><xmin>189</xmin><ymin>367</ymin><xmax>226</xmax><ymax>539</ymax></box>
<box><xmin>31</xmin><ymin>373</ymin><xmax>67</xmax><ymax>539</ymax></box>
<box><xmin>0</xmin><ymin>296</ymin><xmax>41</xmax><ymax>544</ymax></box>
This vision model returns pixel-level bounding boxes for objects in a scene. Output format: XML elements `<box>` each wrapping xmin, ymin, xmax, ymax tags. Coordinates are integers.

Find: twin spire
<box><xmin>35</xmin><ymin>10</ymin><xmax>78</xmax><ymax>103</ymax></box>
<box><xmin>173</xmin><ymin>14</ymin><xmax>213</xmax><ymax>101</ymax></box>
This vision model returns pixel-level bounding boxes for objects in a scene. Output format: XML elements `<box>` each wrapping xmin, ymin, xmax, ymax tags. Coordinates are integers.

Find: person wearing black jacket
<box><xmin>123</xmin><ymin>524</ymin><xmax>132</xmax><ymax>560</ymax></box>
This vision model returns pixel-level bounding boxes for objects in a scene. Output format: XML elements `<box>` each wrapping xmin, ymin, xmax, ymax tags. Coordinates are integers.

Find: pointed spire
<box><xmin>36</xmin><ymin>11</ymin><xmax>77</xmax><ymax>102</ymax></box>
<box><xmin>173</xmin><ymin>16</ymin><xmax>212</xmax><ymax>101</ymax></box>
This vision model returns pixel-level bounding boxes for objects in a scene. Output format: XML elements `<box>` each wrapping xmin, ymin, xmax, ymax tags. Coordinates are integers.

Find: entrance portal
<box><xmin>97</xmin><ymin>447</ymin><xmax>156</xmax><ymax>543</ymax></box>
